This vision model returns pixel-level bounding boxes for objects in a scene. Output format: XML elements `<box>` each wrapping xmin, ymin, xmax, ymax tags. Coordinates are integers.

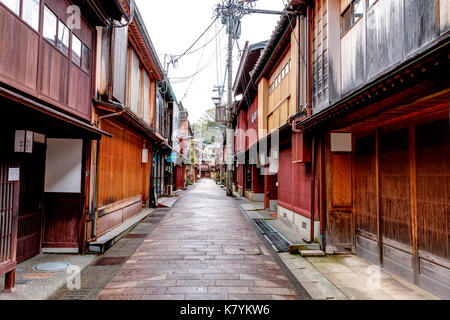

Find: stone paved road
<box><xmin>97</xmin><ymin>180</ymin><xmax>302</xmax><ymax>300</ymax></box>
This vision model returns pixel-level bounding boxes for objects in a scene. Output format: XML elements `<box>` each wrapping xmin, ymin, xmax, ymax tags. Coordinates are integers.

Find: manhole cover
<box><xmin>33</xmin><ymin>262</ymin><xmax>70</xmax><ymax>272</ymax></box>
<box><xmin>93</xmin><ymin>257</ymin><xmax>127</xmax><ymax>266</ymax></box>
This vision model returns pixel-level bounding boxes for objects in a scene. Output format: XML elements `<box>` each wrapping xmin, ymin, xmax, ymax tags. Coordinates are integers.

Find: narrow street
<box><xmin>97</xmin><ymin>180</ymin><xmax>303</xmax><ymax>300</ymax></box>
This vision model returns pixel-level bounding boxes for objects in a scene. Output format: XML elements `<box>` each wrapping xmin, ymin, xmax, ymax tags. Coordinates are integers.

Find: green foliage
<box><xmin>193</xmin><ymin>108</ymin><xmax>226</xmax><ymax>147</ymax></box>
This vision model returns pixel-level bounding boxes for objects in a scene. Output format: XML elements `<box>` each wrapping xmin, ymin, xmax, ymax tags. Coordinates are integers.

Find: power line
<box><xmin>181</xmin><ymin>24</ymin><xmax>225</xmax><ymax>58</ymax></box>
<box><xmin>180</xmin><ymin>18</ymin><xmax>217</xmax><ymax>103</ymax></box>
<box><xmin>174</xmin><ymin>15</ymin><xmax>219</xmax><ymax>62</ymax></box>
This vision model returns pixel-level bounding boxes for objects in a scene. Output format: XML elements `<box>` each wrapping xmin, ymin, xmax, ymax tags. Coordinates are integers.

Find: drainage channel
<box><xmin>253</xmin><ymin>219</ymin><xmax>291</xmax><ymax>253</ymax></box>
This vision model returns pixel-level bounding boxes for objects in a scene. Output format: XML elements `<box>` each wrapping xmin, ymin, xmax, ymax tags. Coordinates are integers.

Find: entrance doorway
<box><xmin>16</xmin><ymin>144</ymin><xmax>46</xmax><ymax>263</ymax></box>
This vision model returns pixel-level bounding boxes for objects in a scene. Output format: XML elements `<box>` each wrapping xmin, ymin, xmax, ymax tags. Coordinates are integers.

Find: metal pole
<box><xmin>226</xmin><ymin>0</ymin><xmax>234</xmax><ymax>197</ymax></box>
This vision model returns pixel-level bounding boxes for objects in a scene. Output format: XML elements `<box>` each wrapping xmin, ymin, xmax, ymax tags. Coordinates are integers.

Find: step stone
<box><xmin>288</xmin><ymin>243</ymin><xmax>321</xmax><ymax>254</ymax></box>
<box><xmin>299</xmin><ymin>250</ymin><xmax>326</xmax><ymax>257</ymax></box>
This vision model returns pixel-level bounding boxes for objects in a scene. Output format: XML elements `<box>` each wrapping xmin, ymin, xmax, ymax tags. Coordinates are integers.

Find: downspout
<box><xmin>320</xmin><ymin>135</ymin><xmax>326</xmax><ymax>250</ymax></box>
<box><xmin>310</xmin><ymin>136</ymin><xmax>316</xmax><ymax>243</ymax></box>
<box><xmin>306</xmin><ymin>4</ymin><xmax>312</xmax><ymax>117</ymax></box>
<box><xmin>306</xmin><ymin>4</ymin><xmax>315</xmax><ymax>243</ymax></box>
<box><xmin>296</xmin><ymin>14</ymin><xmax>301</xmax><ymax>113</ymax></box>
<box><xmin>108</xmin><ymin>23</ymin><xmax>115</xmax><ymax>101</ymax></box>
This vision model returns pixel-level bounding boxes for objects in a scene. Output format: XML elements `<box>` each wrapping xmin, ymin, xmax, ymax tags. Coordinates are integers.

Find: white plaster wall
<box><xmin>277</xmin><ymin>205</ymin><xmax>320</xmax><ymax>242</ymax></box>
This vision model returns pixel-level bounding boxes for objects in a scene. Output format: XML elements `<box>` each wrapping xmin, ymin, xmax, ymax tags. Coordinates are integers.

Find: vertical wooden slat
<box><xmin>1</xmin><ymin>163</ymin><xmax>4</xmax><ymax>261</ymax></box>
<box><xmin>375</xmin><ymin>129</ymin><xmax>383</xmax><ymax>266</ymax></box>
<box><xmin>351</xmin><ymin>133</ymin><xmax>356</xmax><ymax>253</ymax></box>
<box><xmin>409</xmin><ymin>122</ymin><xmax>419</xmax><ymax>285</ymax></box>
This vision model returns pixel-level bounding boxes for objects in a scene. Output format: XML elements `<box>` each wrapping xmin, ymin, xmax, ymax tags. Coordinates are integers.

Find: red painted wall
<box><xmin>246</xmin><ymin>96</ymin><xmax>258</xmax><ymax>149</ymax></box>
<box><xmin>278</xmin><ymin>141</ymin><xmax>293</xmax><ymax>210</ymax></box>
<box><xmin>278</xmin><ymin>133</ymin><xmax>314</xmax><ymax>218</ymax></box>
<box><xmin>176</xmin><ymin>166</ymin><xmax>184</xmax><ymax>190</ymax></box>
<box><xmin>252</xmin><ymin>165</ymin><xmax>264</xmax><ymax>193</ymax></box>
<box><xmin>235</xmin><ymin>109</ymin><xmax>248</xmax><ymax>153</ymax></box>
<box><xmin>237</xmin><ymin>164</ymin><xmax>244</xmax><ymax>189</ymax></box>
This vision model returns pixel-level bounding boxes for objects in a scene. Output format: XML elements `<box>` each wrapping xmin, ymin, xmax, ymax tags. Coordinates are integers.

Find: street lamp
<box><xmin>212</xmin><ymin>96</ymin><xmax>221</xmax><ymax>107</ymax></box>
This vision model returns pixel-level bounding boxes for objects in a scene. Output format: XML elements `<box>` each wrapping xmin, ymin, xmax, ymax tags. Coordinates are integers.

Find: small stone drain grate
<box><xmin>125</xmin><ymin>233</ymin><xmax>148</xmax><ymax>239</ymax></box>
<box><xmin>93</xmin><ymin>256</ymin><xmax>128</xmax><ymax>266</ymax></box>
<box><xmin>33</xmin><ymin>262</ymin><xmax>70</xmax><ymax>272</ymax></box>
<box><xmin>60</xmin><ymin>289</ymin><xmax>91</xmax><ymax>300</ymax></box>
<box><xmin>253</xmin><ymin>219</ymin><xmax>291</xmax><ymax>253</ymax></box>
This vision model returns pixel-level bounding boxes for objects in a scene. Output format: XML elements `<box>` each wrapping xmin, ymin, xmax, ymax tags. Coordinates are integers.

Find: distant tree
<box><xmin>193</xmin><ymin>108</ymin><xmax>226</xmax><ymax>148</ymax></box>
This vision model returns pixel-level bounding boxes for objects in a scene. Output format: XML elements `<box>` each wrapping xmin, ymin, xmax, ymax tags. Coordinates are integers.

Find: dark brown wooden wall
<box><xmin>0</xmin><ymin>5</ymin><xmax>39</xmax><ymax>91</ymax></box>
<box><xmin>380</xmin><ymin>128</ymin><xmax>412</xmax><ymax>247</ymax></box>
<box><xmin>416</xmin><ymin>119</ymin><xmax>449</xmax><ymax>261</ymax></box>
<box><xmin>354</xmin><ymin>135</ymin><xmax>377</xmax><ymax>236</ymax></box>
<box><xmin>0</xmin><ymin>0</ymin><xmax>94</xmax><ymax>121</ymax></box>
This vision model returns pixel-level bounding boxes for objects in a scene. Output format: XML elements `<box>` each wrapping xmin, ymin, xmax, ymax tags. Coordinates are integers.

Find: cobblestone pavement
<box><xmin>97</xmin><ymin>180</ymin><xmax>303</xmax><ymax>300</ymax></box>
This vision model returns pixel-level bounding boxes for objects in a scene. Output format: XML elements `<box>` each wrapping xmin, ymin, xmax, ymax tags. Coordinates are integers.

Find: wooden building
<box><xmin>233</xmin><ymin>41</ymin><xmax>266</xmax><ymax>202</ymax></box>
<box><xmin>89</xmin><ymin>0</ymin><xmax>170</xmax><ymax>245</ymax></box>
<box><xmin>173</xmin><ymin>104</ymin><xmax>193</xmax><ymax>190</ymax></box>
<box><xmin>296</xmin><ymin>0</ymin><xmax>450</xmax><ymax>299</ymax></box>
<box><xmin>250</xmin><ymin>0</ymin><xmax>318</xmax><ymax>241</ymax></box>
<box><xmin>0</xmin><ymin>0</ymin><xmax>125</xmax><ymax>291</ymax></box>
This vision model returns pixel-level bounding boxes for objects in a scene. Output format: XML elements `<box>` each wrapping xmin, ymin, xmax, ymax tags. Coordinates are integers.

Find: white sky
<box><xmin>135</xmin><ymin>0</ymin><xmax>287</xmax><ymax>123</ymax></box>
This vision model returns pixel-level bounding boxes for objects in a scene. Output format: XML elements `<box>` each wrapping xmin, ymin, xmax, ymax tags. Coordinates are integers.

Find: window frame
<box><xmin>81</xmin><ymin>43</ymin><xmax>91</xmax><ymax>73</ymax></box>
<box><xmin>0</xmin><ymin>0</ymin><xmax>21</xmax><ymax>16</ymax></box>
<box><xmin>341</xmin><ymin>0</ymin><xmax>364</xmax><ymax>36</ymax></box>
<box><xmin>71</xmin><ymin>33</ymin><xmax>82</xmax><ymax>67</ymax></box>
<box><xmin>43</xmin><ymin>4</ymin><xmax>57</xmax><ymax>46</ymax></box>
<box><xmin>367</xmin><ymin>0</ymin><xmax>378</xmax><ymax>10</ymax></box>
<box><xmin>21</xmin><ymin>0</ymin><xmax>40</xmax><ymax>32</ymax></box>
<box><xmin>57</xmin><ymin>19</ymin><xmax>69</xmax><ymax>56</ymax></box>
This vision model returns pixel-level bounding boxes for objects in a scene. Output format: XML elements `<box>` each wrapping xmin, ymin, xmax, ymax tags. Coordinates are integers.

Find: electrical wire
<box><xmin>180</xmin><ymin>18</ymin><xmax>216</xmax><ymax>103</ymax></box>
<box><xmin>174</xmin><ymin>15</ymin><xmax>219</xmax><ymax>62</ymax></box>
<box><xmin>282</xmin><ymin>0</ymin><xmax>307</xmax><ymax>66</ymax></box>
<box><xmin>170</xmin><ymin>26</ymin><xmax>226</xmax><ymax>85</ymax></box>
<box><xmin>180</xmin><ymin>24</ymin><xmax>225</xmax><ymax>58</ymax></box>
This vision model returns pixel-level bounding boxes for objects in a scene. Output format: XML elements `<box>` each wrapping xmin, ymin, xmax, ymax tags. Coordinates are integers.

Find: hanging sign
<box><xmin>14</xmin><ymin>130</ymin><xmax>25</xmax><ymax>153</ymax></box>
<box><xmin>14</xmin><ymin>130</ymin><xmax>34</xmax><ymax>153</ymax></box>
<box><xmin>8</xmin><ymin>168</ymin><xmax>20</xmax><ymax>182</ymax></box>
<box><xmin>142</xmin><ymin>149</ymin><xmax>149</xmax><ymax>164</ymax></box>
<box><xmin>167</xmin><ymin>152</ymin><xmax>177</xmax><ymax>163</ymax></box>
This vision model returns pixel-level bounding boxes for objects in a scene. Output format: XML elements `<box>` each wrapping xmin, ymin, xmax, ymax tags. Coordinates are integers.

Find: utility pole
<box><xmin>215</xmin><ymin>0</ymin><xmax>298</xmax><ymax>196</ymax></box>
<box><xmin>226</xmin><ymin>0</ymin><xmax>234</xmax><ymax>196</ymax></box>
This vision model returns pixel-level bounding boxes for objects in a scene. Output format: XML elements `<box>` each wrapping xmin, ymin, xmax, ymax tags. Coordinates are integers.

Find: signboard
<box><xmin>167</xmin><ymin>152</ymin><xmax>177</xmax><ymax>163</ymax></box>
<box><xmin>331</xmin><ymin>133</ymin><xmax>352</xmax><ymax>152</ymax></box>
<box><xmin>34</xmin><ymin>133</ymin><xmax>46</xmax><ymax>144</ymax></box>
<box><xmin>215</xmin><ymin>105</ymin><xmax>227</xmax><ymax>124</ymax></box>
<box><xmin>14</xmin><ymin>130</ymin><xmax>25</xmax><ymax>153</ymax></box>
<box><xmin>142</xmin><ymin>149</ymin><xmax>149</xmax><ymax>163</ymax></box>
<box><xmin>14</xmin><ymin>130</ymin><xmax>34</xmax><ymax>153</ymax></box>
<box><xmin>8</xmin><ymin>168</ymin><xmax>20</xmax><ymax>182</ymax></box>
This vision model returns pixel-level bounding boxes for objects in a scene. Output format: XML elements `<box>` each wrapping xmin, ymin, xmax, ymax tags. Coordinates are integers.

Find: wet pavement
<box><xmin>97</xmin><ymin>180</ymin><xmax>304</xmax><ymax>300</ymax></box>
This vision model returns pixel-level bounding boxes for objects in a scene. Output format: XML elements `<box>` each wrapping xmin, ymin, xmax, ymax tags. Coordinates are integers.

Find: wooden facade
<box><xmin>232</xmin><ymin>41</ymin><xmax>266</xmax><ymax>201</ymax></box>
<box><xmin>297</xmin><ymin>0</ymin><xmax>450</xmax><ymax>298</ymax></box>
<box><xmin>231</xmin><ymin>0</ymin><xmax>449</xmax><ymax>298</ymax></box>
<box><xmin>90</xmin><ymin>1</ymin><xmax>168</xmax><ymax>240</ymax></box>
<box><xmin>0</xmin><ymin>0</ymin><xmax>124</xmax><ymax>291</ymax></box>
<box><xmin>249</xmin><ymin>6</ymin><xmax>319</xmax><ymax>241</ymax></box>
<box><xmin>0</xmin><ymin>0</ymin><xmax>96</xmax><ymax>121</ymax></box>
